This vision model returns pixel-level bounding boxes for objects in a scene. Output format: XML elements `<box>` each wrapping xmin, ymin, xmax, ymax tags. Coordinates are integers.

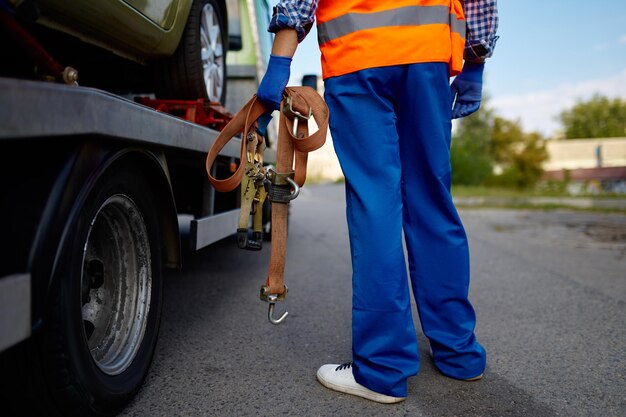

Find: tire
<box><xmin>35</xmin><ymin>164</ymin><xmax>162</xmax><ymax>416</ymax></box>
<box><xmin>156</xmin><ymin>0</ymin><xmax>227</xmax><ymax>103</ymax></box>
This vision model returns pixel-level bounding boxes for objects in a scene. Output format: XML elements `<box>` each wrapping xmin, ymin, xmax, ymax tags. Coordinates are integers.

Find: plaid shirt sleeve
<box><xmin>464</xmin><ymin>0</ymin><xmax>499</xmax><ymax>62</ymax></box>
<box><xmin>268</xmin><ymin>0</ymin><xmax>319</xmax><ymax>43</ymax></box>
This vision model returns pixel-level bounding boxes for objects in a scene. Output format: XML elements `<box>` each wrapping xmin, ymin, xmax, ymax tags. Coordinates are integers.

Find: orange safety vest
<box><xmin>316</xmin><ymin>0</ymin><xmax>466</xmax><ymax>79</ymax></box>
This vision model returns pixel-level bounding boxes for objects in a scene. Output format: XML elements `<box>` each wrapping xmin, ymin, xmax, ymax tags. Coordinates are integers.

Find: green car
<box><xmin>4</xmin><ymin>0</ymin><xmax>241</xmax><ymax>103</ymax></box>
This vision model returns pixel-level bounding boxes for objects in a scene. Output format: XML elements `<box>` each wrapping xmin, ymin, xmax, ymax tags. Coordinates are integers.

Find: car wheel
<box><xmin>27</xmin><ymin>164</ymin><xmax>162</xmax><ymax>416</ymax></box>
<box><xmin>156</xmin><ymin>0</ymin><xmax>227</xmax><ymax>103</ymax></box>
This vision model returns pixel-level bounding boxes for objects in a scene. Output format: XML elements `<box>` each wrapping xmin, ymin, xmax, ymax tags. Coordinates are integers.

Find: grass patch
<box><xmin>454</xmin><ymin>202</ymin><xmax>626</xmax><ymax>214</ymax></box>
<box><xmin>452</xmin><ymin>185</ymin><xmax>626</xmax><ymax>214</ymax></box>
<box><xmin>451</xmin><ymin>185</ymin><xmax>626</xmax><ymax>199</ymax></box>
<box><xmin>452</xmin><ymin>186</ymin><xmax>540</xmax><ymax>198</ymax></box>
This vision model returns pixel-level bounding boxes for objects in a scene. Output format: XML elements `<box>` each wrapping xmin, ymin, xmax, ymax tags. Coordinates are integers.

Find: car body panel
<box><xmin>124</xmin><ymin>0</ymin><xmax>180</xmax><ymax>29</ymax></box>
<box><xmin>33</xmin><ymin>0</ymin><xmax>193</xmax><ymax>62</ymax></box>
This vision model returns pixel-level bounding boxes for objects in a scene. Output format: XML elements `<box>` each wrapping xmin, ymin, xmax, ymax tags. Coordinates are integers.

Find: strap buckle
<box><xmin>282</xmin><ymin>95</ymin><xmax>312</xmax><ymax>136</ymax></box>
<box><xmin>266</xmin><ymin>169</ymin><xmax>300</xmax><ymax>202</ymax></box>
<box><xmin>237</xmin><ymin>131</ymin><xmax>268</xmax><ymax>250</ymax></box>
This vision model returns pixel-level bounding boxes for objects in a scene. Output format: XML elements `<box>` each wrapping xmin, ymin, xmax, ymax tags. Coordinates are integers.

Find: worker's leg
<box><xmin>396</xmin><ymin>62</ymin><xmax>486</xmax><ymax>380</ymax></box>
<box><xmin>323</xmin><ymin>66</ymin><xmax>419</xmax><ymax>398</ymax></box>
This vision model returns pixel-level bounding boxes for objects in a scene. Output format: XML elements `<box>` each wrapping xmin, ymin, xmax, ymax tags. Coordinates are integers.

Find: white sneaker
<box><xmin>316</xmin><ymin>362</ymin><xmax>406</xmax><ymax>404</ymax></box>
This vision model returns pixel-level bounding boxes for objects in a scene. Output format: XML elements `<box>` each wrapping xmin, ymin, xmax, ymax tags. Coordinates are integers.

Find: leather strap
<box><xmin>205</xmin><ymin>95</ymin><xmax>267</xmax><ymax>192</ymax></box>
<box><xmin>206</xmin><ymin>87</ymin><xmax>328</xmax><ymax>192</ymax></box>
<box><xmin>279</xmin><ymin>87</ymin><xmax>329</xmax><ymax>186</ymax></box>
<box><xmin>206</xmin><ymin>87</ymin><xmax>329</xmax><ymax>297</ymax></box>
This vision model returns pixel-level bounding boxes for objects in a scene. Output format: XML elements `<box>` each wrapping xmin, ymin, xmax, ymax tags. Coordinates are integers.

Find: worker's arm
<box><xmin>463</xmin><ymin>0</ymin><xmax>499</xmax><ymax>64</ymax></box>
<box><xmin>268</xmin><ymin>0</ymin><xmax>318</xmax><ymax>43</ymax></box>
<box><xmin>450</xmin><ymin>0</ymin><xmax>499</xmax><ymax>119</ymax></box>
<box><xmin>257</xmin><ymin>29</ymin><xmax>299</xmax><ymax>111</ymax></box>
<box><xmin>257</xmin><ymin>0</ymin><xmax>318</xmax><ymax>111</ymax></box>
<box><xmin>271</xmin><ymin>29</ymin><xmax>299</xmax><ymax>58</ymax></box>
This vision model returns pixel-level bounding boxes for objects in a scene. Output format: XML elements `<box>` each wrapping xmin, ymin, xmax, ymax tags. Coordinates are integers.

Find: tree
<box><xmin>450</xmin><ymin>104</ymin><xmax>495</xmax><ymax>185</ymax></box>
<box><xmin>451</xmin><ymin>96</ymin><xmax>548</xmax><ymax>189</ymax></box>
<box><xmin>559</xmin><ymin>94</ymin><xmax>626</xmax><ymax>139</ymax></box>
<box><xmin>488</xmin><ymin>117</ymin><xmax>548</xmax><ymax>189</ymax></box>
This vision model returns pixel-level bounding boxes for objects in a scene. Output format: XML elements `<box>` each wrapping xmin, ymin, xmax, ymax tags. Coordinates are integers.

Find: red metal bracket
<box><xmin>135</xmin><ymin>97</ymin><xmax>233</xmax><ymax>132</ymax></box>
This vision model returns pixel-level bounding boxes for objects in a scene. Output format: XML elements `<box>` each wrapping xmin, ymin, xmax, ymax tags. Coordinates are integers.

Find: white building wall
<box><xmin>543</xmin><ymin>137</ymin><xmax>626</xmax><ymax>171</ymax></box>
<box><xmin>304</xmin><ymin>118</ymin><xmax>343</xmax><ymax>182</ymax></box>
<box><xmin>297</xmin><ymin>77</ymin><xmax>344</xmax><ymax>183</ymax></box>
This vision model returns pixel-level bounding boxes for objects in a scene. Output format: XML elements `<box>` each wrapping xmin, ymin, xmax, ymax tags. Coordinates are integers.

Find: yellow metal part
<box><xmin>252</xmin><ymin>180</ymin><xmax>267</xmax><ymax>233</ymax></box>
<box><xmin>238</xmin><ymin>163</ymin><xmax>257</xmax><ymax>229</ymax></box>
<box><xmin>239</xmin><ymin>131</ymin><xmax>267</xmax><ymax>232</ymax></box>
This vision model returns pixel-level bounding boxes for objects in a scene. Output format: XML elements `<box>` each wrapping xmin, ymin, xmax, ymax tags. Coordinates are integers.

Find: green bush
<box><xmin>450</xmin><ymin>100</ymin><xmax>548</xmax><ymax>189</ymax></box>
<box><xmin>450</xmin><ymin>140</ymin><xmax>494</xmax><ymax>185</ymax></box>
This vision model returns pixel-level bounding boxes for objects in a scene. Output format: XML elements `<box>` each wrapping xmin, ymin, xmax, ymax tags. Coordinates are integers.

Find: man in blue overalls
<box><xmin>258</xmin><ymin>0</ymin><xmax>499</xmax><ymax>404</ymax></box>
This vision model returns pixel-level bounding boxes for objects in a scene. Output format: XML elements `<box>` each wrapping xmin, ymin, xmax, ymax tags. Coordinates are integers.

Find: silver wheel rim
<box><xmin>200</xmin><ymin>3</ymin><xmax>224</xmax><ymax>102</ymax></box>
<box><xmin>81</xmin><ymin>195</ymin><xmax>152</xmax><ymax>376</ymax></box>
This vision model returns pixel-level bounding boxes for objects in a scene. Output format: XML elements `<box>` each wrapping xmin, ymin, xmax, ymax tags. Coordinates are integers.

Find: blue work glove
<box><xmin>257</xmin><ymin>54</ymin><xmax>292</xmax><ymax>111</ymax></box>
<box><xmin>256</xmin><ymin>112</ymin><xmax>273</xmax><ymax>138</ymax></box>
<box><xmin>450</xmin><ymin>62</ymin><xmax>485</xmax><ymax>119</ymax></box>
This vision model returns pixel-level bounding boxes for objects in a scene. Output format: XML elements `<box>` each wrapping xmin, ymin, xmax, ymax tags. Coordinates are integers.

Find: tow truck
<box><xmin>0</xmin><ymin>0</ymin><xmax>275</xmax><ymax>415</ymax></box>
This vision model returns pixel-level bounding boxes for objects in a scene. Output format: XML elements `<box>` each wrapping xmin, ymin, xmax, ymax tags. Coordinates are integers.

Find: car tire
<box><xmin>3</xmin><ymin>163</ymin><xmax>164</xmax><ymax>417</ymax></box>
<box><xmin>156</xmin><ymin>0</ymin><xmax>227</xmax><ymax>103</ymax></box>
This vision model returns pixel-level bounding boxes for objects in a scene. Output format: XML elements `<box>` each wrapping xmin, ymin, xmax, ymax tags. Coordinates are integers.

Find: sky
<box><xmin>273</xmin><ymin>0</ymin><xmax>626</xmax><ymax>138</ymax></box>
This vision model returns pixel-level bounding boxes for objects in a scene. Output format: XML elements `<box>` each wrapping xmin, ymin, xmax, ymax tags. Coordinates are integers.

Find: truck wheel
<box><xmin>43</xmin><ymin>166</ymin><xmax>163</xmax><ymax>416</ymax></box>
<box><xmin>156</xmin><ymin>0</ymin><xmax>227</xmax><ymax>103</ymax></box>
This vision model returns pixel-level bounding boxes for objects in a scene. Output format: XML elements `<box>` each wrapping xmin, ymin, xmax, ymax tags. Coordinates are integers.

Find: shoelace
<box><xmin>335</xmin><ymin>362</ymin><xmax>353</xmax><ymax>371</ymax></box>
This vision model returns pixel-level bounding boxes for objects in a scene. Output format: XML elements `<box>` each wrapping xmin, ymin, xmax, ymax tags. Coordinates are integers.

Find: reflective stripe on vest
<box><xmin>316</xmin><ymin>0</ymin><xmax>466</xmax><ymax>79</ymax></box>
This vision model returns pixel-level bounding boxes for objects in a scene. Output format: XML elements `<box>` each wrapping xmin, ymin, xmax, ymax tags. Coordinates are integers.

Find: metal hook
<box><xmin>261</xmin><ymin>286</ymin><xmax>288</xmax><ymax>325</ymax></box>
<box><xmin>285</xmin><ymin>176</ymin><xmax>300</xmax><ymax>200</ymax></box>
<box><xmin>268</xmin><ymin>303</ymin><xmax>288</xmax><ymax>325</ymax></box>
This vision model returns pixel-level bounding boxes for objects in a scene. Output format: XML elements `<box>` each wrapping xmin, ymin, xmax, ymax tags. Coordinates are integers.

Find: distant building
<box><xmin>301</xmin><ymin>75</ymin><xmax>344</xmax><ymax>183</ymax></box>
<box><xmin>542</xmin><ymin>137</ymin><xmax>626</xmax><ymax>193</ymax></box>
<box><xmin>305</xmin><ymin>118</ymin><xmax>344</xmax><ymax>182</ymax></box>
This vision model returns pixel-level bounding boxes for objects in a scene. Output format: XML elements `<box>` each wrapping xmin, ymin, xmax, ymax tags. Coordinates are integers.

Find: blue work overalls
<box><xmin>324</xmin><ymin>62</ymin><xmax>486</xmax><ymax>397</ymax></box>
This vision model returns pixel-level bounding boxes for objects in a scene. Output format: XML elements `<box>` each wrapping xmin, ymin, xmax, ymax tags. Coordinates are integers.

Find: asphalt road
<box><xmin>120</xmin><ymin>183</ymin><xmax>626</xmax><ymax>417</ymax></box>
